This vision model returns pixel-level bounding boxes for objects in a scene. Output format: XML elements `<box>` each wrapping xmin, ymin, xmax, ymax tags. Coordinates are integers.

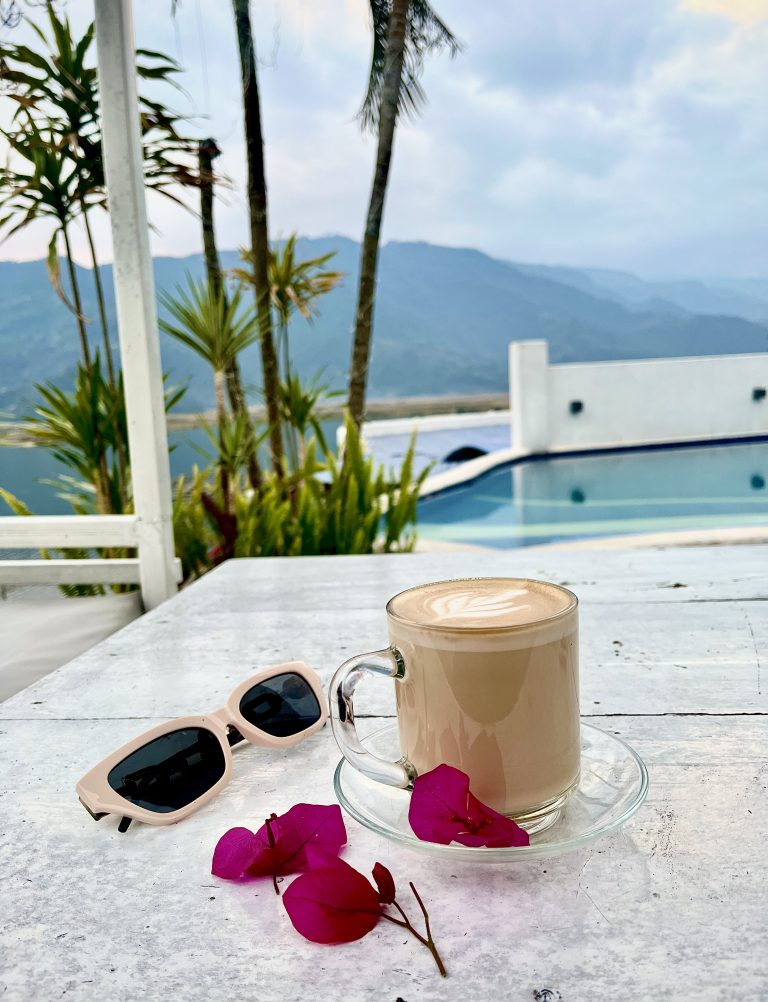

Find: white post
<box><xmin>510</xmin><ymin>340</ymin><xmax>550</xmax><ymax>454</ymax></box>
<box><xmin>94</xmin><ymin>0</ymin><xmax>177</xmax><ymax>609</ymax></box>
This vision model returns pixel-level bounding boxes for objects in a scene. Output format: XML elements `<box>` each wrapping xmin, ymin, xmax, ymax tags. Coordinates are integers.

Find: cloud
<box><xmin>683</xmin><ymin>0</ymin><xmax>768</xmax><ymax>26</ymax></box>
<box><xmin>0</xmin><ymin>0</ymin><xmax>765</xmax><ymax>279</ymax></box>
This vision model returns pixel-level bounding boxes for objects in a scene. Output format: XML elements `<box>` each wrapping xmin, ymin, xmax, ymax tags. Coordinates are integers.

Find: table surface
<box><xmin>2</xmin><ymin>547</ymin><xmax>767</xmax><ymax>1001</ymax></box>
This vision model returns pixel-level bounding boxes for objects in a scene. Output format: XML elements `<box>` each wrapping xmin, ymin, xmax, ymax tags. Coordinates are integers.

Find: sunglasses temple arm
<box><xmin>79</xmin><ymin>797</ymin><xmax>133</xmax><ymax>833</ymax></box>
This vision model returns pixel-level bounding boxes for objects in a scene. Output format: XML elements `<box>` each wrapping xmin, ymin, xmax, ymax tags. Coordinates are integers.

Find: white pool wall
<box><xmin>512</xmin><ymin>341</ymin><xmax>768</xmax><ymax>453</ymax></box>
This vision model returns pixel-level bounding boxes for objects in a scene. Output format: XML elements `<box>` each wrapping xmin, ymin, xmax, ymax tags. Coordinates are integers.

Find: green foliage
<box><xmin>234</xmin><ymin>233</ymin><xmax>344</xmax><ymax>391</ymax></box>
<box><xmin>26</xmin><ymin>354</ymin><xmax>125</xmax><ymax>513</ymax></box>
<box><xmin>234</xmin><ymin>234</ymin><xmax>344</xmax><ymax>330</ymax></box>
<box><xmin>279</xmin><ymin>369</ymin><xmax>341</xmax><ymax>464</ymax></box>
<box><xmin>172</xmin><ymin>465</ymin><xmax>215</xmax><ymax>583</ymax></box>
<box><xmin>1</xmin><ymin>9</ymin><xmax>431</xmax><ymax>594</ymax></box>
<box><xmin>0</xmin><ymin>486</ymin><xmax>31</xmax><ymax>517</ymax></box>
<box><xmin>23</xmin><ymin>357</ymin><xmax>184</xmax><ymax>516</ymax></box>
<box><xmin>159</xmin><ymin>277</ymin><xmax>259</xmax><ymax>373</ymax></box>
<box><xmin>171</xmin><ymin>412</ymin><xmax>429</xmax><ymax>577</ymax></box>
<box><xmin>0</xmin><ymin>6</ymin><xmax>197</xmax><ymax>209</ymax></box>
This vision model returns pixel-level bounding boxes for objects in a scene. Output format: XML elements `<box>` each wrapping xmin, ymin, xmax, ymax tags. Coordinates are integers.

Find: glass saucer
<box><xmin>334</xmin><ymin>722</ymin><xmax>648</xmax><ymax>862</ymax></box>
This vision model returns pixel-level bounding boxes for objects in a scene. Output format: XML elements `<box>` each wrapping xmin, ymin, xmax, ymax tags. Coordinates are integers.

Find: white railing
<box><xmin>0</xmin><ymin>515</ymin><xmax>181</xmax><ymax>587</ymax></box>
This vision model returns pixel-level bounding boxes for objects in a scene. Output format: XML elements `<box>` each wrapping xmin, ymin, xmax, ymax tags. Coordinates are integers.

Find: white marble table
<box><xmin>2</xmin><ymin>547</ymin><xmax>767</xmax><ymax>1001</ymax></box>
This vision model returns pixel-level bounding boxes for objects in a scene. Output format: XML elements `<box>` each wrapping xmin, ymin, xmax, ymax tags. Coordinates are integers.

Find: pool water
<box><xmin>417</xmin><ymin>441</ymin><xmax>768</xmax><ymax>548</ymax></box>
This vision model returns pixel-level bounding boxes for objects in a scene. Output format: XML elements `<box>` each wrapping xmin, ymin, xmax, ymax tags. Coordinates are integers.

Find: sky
<box><xmin>0</xmin><ymin>0</ymin><xmax>766</xmax><ymax>279</ymax></box>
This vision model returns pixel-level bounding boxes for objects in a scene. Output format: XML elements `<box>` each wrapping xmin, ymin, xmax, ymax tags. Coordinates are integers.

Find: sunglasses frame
<box><xmin>76</xmin><ymin>661</ymin><xmax>327</xmax><ymax>829</ymax></box>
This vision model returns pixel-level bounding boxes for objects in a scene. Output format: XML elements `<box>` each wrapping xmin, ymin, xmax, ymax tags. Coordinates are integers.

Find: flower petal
<box><xmin>408</xmin><ymin>763</ymin><xmax>530</xmax><ymax>848</ymax></box>
<box><xmin>371</xmin><ymin>862</ymin><xmax>396</xmax><ymax>904</ymax></box>
<box><xmin>211</xmin><ymin>826</ymin><xmax>262</xmax><ymax>879</ymax></box>
<box><xmin>283</xmin><ymin>859</ymin><xmax>382</xmax><ymax>944</ymax></box>
<box><xmin>247</xmin><ymin>803</ymin><xmax>347</xmax><ymax>877</ymax></box>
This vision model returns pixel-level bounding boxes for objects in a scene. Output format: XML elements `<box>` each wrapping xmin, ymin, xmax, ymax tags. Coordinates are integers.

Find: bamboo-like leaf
<box><xmin>45</xmin><ymin>229</ymin><xmax>77</xmax><ymax>313</ymax></box>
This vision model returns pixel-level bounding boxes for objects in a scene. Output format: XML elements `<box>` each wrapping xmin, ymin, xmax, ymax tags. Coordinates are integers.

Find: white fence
<box><xmin>510</xmin><ymin>341</ymin><xmax>768</xmax><ymax>454</ymax></box>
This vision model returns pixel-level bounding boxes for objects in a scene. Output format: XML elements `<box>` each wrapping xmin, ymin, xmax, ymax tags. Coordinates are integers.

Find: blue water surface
<box><xmin>417</xmin><ymin>441</ymin><xmax>768</xmax><ymax>548</ymax></box>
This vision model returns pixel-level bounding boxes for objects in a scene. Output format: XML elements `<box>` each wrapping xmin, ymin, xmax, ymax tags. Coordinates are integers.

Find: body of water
<box><xmin>417</xmin><ymin>440</ymin><xmax>768</xmax><ymax>547</ymax></box>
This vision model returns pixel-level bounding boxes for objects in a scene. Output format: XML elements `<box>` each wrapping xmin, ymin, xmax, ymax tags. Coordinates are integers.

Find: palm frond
<box><xmin>358</xmin><ymin>0</ymin><xmax>461</xmax><ymax>133</ymax></box>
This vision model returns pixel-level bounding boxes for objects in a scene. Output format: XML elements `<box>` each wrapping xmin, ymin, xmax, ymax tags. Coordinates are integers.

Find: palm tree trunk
<box><xmin>231</xmin><ymin>0</ymin><xmax>284</xmax><ymax>479</ymax></box>
<box><xmin>81</xmin><ymin>205</ymin><xmax>116</xmax><ymax>385</ymax></box>
<box><xmin>279</xmin><ymin>318</ymin><xmax>300</xmax><ymax>471</ymax></box>
<box><xmin>198</xmin><ymin>138</ymin><xmax>263</xmax><ymax>490</ymax></box>
<box><xmin>61</xmin><ymin>223</ymin><xmax>91</xmax><ymax>369</ymax></box>
<box><xmin>347</xmin><ymin>0</ymin><xmax>410</xmax><ymax>428</ymax></box>
<box><xmin>214</xmin><ymin>367</ymin><xmax>230</xmax><ymax>512</ymax></box>
<box><xmin>199</xmin><ymin>139</ymin><xmax>224</xmax><ymax>299</ymax></box>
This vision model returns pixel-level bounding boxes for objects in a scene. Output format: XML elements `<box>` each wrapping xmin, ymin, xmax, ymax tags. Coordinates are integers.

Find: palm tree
<box><xmin>235</xmin><ymin>234</ymin><xmax>343</xmax><ymax>469</ymax></box>
<box><xmin>1</xmin><ymin>6</ymin><xmax>199</xmax><ymax>504</ymax></box>
<box><xmin>159</xmin><ymin>277</ymin><xmax>260</xmax><ymax>509</ymax></box>
<box><xmin>347</xmin><ymin>0</ymin><xmax>460</xmax><ymax>427</ymax></box>
<box><xmin>1</xmin><ymin>6</ymin><xmax>198</xmax><ymax>383</ymax></box>
<box><xmin>230</xmin><ymin>0</ymin><xmax>285</xmax><ymax>478</ymax></box>
<box><xmin>236</xmin><ymin>234</ymin><xmax>344</xmax><ymax>384</ymax></box>
<box><xmin>0</xmin><ymin>118</ymin><xmax>92</xmax><ymax>367</ymax></box>
<box><xmin>198</xmin><ymin>136</ymin><xmax>262</xmax><ymax>490</ymax></box>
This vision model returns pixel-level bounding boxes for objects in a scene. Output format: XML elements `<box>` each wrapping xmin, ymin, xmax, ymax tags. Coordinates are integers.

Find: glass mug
<box><xmin>330</xmin><ymin>577</ymin><xmax>581</xmax><ymax>830</ymax></box>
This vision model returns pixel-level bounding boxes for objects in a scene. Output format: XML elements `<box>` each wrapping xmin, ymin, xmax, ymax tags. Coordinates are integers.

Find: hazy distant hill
<box><xmin>1</xmin><ymin>237</ymin><xmax>767</xmax><ymax>416</ymax></box>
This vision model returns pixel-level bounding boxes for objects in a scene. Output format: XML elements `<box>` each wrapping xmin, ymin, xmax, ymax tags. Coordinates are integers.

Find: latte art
<box><xmin>390</xmin><ymin>578</ymin><xmax>572</xmax><ymax>629</ymax></box>
<box><xmin>427</xmin><ymin>587</ymin><xmax>531</xmax><ymax>623</ymax></box>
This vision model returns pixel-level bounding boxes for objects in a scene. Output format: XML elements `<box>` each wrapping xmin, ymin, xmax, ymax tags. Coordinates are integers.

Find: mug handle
<box><xmin>330</xmin><ymin>647</ymin><xmax>414</xmax><ymax>788</ymax></box>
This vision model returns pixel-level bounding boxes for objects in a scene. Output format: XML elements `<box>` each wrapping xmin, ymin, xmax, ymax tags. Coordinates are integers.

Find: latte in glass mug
<box><xmin>331</xmin><ymin>577</ymin><xmax>581</xmax><ymax>826</ymax></box>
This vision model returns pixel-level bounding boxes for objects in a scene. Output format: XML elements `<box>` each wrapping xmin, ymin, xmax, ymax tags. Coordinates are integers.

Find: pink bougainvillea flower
<box><xmin>408</xmin><ymin>764</ymin><xmax>530</xmax><ymax>848</ymax></box>
<box><xmin>371</xmin><ymin>862</ymin><xmax>397</xmax><ymax>904</ymax></box>
<box><xmin>211</xmin><ymin>826</ymin><xmax>263</xmax><ymax>880</ymax></box>
<box><xmin>283</xmin><ymin>857</ymin><xmax>382</xmax><ymax>944</ymax></box>
<box><xmin>212</xmin><ymin>804</ymin><xmax>346</xmax><ymax>881</ymax></box>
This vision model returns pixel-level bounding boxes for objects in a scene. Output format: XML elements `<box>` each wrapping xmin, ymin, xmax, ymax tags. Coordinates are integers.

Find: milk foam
<box><xmin>390</xmin><ymin>578</ymin><xmax>572</xmax><ymax>629</ymax></box>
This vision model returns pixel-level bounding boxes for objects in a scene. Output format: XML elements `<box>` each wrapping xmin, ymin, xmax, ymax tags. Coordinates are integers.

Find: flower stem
<box><xmin>380</xmin><ymin>889</ymin><xmax>447</xmax><ymax>978</ymax></box>
<box><xmin>409</xmin><ymin>882</ymin><xmax>447</xmax><ymax>978</ymax></box>
<box><xmin>265</xmin><ymin>814</ymin><xmax>280</xmax><ymax>896</ymax></box>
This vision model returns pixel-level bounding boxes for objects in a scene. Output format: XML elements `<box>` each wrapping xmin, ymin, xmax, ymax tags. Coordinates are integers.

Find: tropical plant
<box><xmin>159</xmin><ymin>277</ymin><xmax>260</xmax><ymax>510</ymax></box>
<box><xmin>172</xmin><ymin>465</ymin><xmax>215</xmax><ymax>583</ymax></box>
<box><xmin>230</xmin><ymin>0</ymin><xmax>284</xmax><ymax>477</ymax></box>
<box><xmin>235</xmin><ymin>414</ymin><xmax>429</xmax><ymax>556</ymax></box>
<box><xmin>236</xmin><ymin>234</ymin><xmax>344</xmax><ymax>384</ymax></box>
<box><xmin>170</xmin><ymin>412</ymin><xmax>429</xmax><ymax>573</ymax></box>
<box><xmin>278</xmin><ymin>370</ymin><xmax>341</xmax><ymax>466</ymax></box>
<box><xmin>23</xmin><ymin>359</ymin><xmax>185</xmax><ymax>517</ymax></box>
<box><xmin>0</xmin><ymin>117</ymin><xmax>91</xmax><ymax>364</ymax></box>
<box><xmin>348</xmin><ymin>0</ymin><xmax>460</xmax><ymax>426</ymax></box>
<box><xmin>0</xmin><ymin>6</ymin><xmax>199</xmax><ymax>531</ymax></box>
<box><xmin>0</xmin><ymin>6</ymin><xmax>198</xmax><ymax>377</ymax></box>
<box><xmin>234</xmin><ymin>234</ymin><xmax>343</xmax><ymax>469</ymax></box>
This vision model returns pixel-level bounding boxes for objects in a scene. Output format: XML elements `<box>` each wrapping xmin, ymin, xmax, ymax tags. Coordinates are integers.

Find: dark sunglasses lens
<box><xmin>238</xmin><ymin>672</ymin><xmax>322</xmax><ymax>737</ymax></box>
<box><xmin>107</xmin><ymin>727</ymin><xmax>226</xmax><ymax>813</ymax></box>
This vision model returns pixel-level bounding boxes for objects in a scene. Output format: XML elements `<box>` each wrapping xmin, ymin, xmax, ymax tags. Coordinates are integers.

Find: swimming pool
<box><xmin>417</xmin><ymin>440</ymin><xmax>768</xmax><ymax>548</ymax></box>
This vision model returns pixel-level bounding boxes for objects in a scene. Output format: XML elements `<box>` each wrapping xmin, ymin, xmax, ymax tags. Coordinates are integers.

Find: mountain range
<box><xmin>1</xmin><ymin>236</ymin><xmax>767</xmax><ymax>416</ymax></box>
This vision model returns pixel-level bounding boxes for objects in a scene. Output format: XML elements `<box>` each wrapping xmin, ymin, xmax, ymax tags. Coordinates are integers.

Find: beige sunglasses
<box><xmin>76</xmin><ymin>661</ymin><xmax>327</xmax><ymax>832</ymax></box>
